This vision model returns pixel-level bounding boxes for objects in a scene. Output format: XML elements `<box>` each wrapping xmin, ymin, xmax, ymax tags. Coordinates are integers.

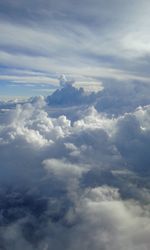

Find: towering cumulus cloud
<box><xmin>0</xmin><ymin>81</ymin><xmax>150</xmax><ymax>250</ymax></box>
<box><xmin>47</xmin><ymin>79</ymin><xmax>150</xmax><ymax>115</ymax></box>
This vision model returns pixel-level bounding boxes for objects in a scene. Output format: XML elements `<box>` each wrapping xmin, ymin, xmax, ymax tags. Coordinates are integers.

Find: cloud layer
<box><xmin>1</xmin><ymin>0</ymin><xmax>150</xmax><ymax>96</ymax></box>
<box><xmin>1</xmin><ymin>0</ymin><xmax>150</xmax><ymax>247</ymax></box>
<box><xmin>0</xmin><ymin>82</ymin><xmax>150</xmax><ymax>249</ymax></box>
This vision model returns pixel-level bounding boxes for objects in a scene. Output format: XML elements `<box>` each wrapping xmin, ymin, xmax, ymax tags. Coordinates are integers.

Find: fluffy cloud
<box><xmin>46</xmin><ymin>79</ymin><xmax>150</xmax><ymax>117</ymax></box>
<box><xmin>1</xmin><ymin>0</ymin><xmax>150</xmax><ymax>247</ymax></box>
<box><xmin>114</xmin><ymin>106</ymin><xmax>150</xmax><ymax>173</ymax></box>
<box><xmin>95</xmin><ymin>80</ymin><xmax>150</xmax><ymax>115</ymax></box>
<box><xmin>0</xmin><ymin>85</ymin><xmax>150</xmax><ymax>249</ymax></box>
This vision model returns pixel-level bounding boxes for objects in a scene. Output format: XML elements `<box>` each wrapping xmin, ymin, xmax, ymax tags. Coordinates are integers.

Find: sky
<box><xmin>1</xmin><ymin>0</ymin><xmax>150</xmax><ymax>97</ymax></box>
<box><xmin>0</xmin><ymin>1</ymin><xmax>150</xmax><ymax>249</ymax></box>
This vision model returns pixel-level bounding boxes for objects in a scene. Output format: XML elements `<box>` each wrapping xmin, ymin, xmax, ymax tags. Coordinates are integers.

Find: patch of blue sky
<box><xmin>0</xmin><ymin>80</ymin><xmax>53</xmax><ymax>99</ymax></box>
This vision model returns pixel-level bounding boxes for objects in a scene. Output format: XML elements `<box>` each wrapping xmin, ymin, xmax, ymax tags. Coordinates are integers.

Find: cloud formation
<box><xmin>47</xmin><ymin>79</ymin><xmax>150</xmax><ymax>117</ymax></box>
<box><xmin>0</xmin><ymin>83</ymin><xmax>150</xmax><ymax>249</ymax></box>
<box><xmin>1</xmin><ymin>0</ymin><xmax>150</xmax><ymax>247</ymax></box>
<box><xmin>1</xmin><ymin>0</ymin><xmax>150</xmax><ymax>96</ymax></box>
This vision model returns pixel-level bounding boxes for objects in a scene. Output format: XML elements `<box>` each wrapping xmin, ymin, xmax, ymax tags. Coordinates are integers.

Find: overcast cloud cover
<box><xmin>0</xmin><ymin>1</ymin><xmax>150</xmax><ymax>250</ymax></box>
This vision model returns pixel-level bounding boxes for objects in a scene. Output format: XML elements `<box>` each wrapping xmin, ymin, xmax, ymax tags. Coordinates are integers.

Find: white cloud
<box><xmin>2</xmin><ymin>2</ymin><xmax>150</xmax><ymax>92</ymax></box>
<box><xmin>43</xmin><ymin>158</ymin><xmax>86</xmax><ymax>179</ymax></box>
<box><xmin>0</xmin><ymin>83</ymin><xmax>150</xmax><ymax>249</ymax></box>
<box><xmin>1</xmin><ymin>1</ymin><xmax>150</xmax><ymax>247</ymax></box>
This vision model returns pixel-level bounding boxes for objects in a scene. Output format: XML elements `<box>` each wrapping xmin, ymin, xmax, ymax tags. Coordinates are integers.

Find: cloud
<box><xmin>46</xmin><ymin>80</ymin><xmax>150</xmax><ymax>117</ymax></box>
<box><xmin>46</xmin><ymin>84</ymin><xmax>94</xmax><ymax>106</ymax></box>
<box><xmin>1</xmin><ymin>1</ymin><xmax>150</xmax><ymax>248</ymax></box>
<box><xmin>43</xmin><ymin>158</ymin><xmax>86</xmax><ymax>180</ymax></box>
<box><xmin>0</xmin><ymin>86</ymin><xmax>150</xmax><ymax>249</ymax></box>
<box><xmin>95</xmin><ymin>79</ymin><xmax>150</xmax><ymax>115</ymax></box>
<box><xmin>114</xmin><ymin>106</ymin><xmax>150</xmax><ymax>173</ymax></box>
<box><xmin>70</xmin><ymin>187</ymin><xmax>150</xmax><ymax>250</ymax></box>
<box><xmin>1</xmin><ymin>1</ymin><xmax>150</xmax><ymax>96</ymax></box>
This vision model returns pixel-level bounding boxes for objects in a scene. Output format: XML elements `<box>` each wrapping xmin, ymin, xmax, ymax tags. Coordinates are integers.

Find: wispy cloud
<box><xmin>1</xmin><ymin>0</ymin><xmax>150</xmax><ymax>95</ymax></box>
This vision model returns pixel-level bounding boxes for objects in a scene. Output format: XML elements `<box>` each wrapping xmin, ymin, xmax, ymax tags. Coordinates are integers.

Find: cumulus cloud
<box><xmin>46</xmin><ymin>83</ymin><xmax>91</xmax><ymax>107</ymax></box>
<box><xmin>46</xmin><ymin>80</ymin><xmax>150</xmax><ymax>117</ymax></box>
<box><xmin>114</xmin><ymin>106</ymin><xmax>150</xmax><ymax>174</ymax></box>
<box><xmin>1</xmin><ymin>0</ymin><xmax>150</xmax><ymax>247</ymax></box>
<box><xmin>95</xmin><ymin>80</ymin><xmax>150</xmax><ymax>115</ymax></box>
<box><xmin>59</xmin><ymin>75</ymin><xmax>74</xmax><ymax>88</ymax></box>
<box><xmin>0</xmin><ymin>84</ymin><xmax>150</xmax><ymax>249</ymax></box>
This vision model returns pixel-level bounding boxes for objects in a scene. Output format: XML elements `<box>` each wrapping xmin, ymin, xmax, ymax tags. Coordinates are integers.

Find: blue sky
<box><xmin>1</xmin><ymin>0</ymin><xmax>150</xmax><ymax>97</ymax></box>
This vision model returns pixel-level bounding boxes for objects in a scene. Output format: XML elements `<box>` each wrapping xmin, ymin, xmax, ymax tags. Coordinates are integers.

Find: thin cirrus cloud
<box><xmin>1</xmin><ymin>0</ymin><xmax>150</xmax><ymax>96</ymax></box>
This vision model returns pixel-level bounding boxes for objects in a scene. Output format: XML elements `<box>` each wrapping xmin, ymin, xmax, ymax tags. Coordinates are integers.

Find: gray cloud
<box><xmin>1</xmin><ymin>0</ymin><xmax>150</xmax><ymax>93</ymax></box>
<box><xmin>0</xmin><ymin>84</ymin><xmax>150</xmax><ymax>248</ymax></box>
<box><xmin>1</xmin><ymin>1</ymin><xmax>150</xmax><ymax>248</ymax></box>
<box><xmin>46</xmin><ymin>80</ymin><xmax>150</xmax><ymax>116</ymax></box>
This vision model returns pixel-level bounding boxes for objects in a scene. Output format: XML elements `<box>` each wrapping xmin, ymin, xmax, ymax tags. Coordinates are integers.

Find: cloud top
<box><xmin>0</xmin><ymin>83</ymin><xmax>150</xmax><ymax>248</ymax></box>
